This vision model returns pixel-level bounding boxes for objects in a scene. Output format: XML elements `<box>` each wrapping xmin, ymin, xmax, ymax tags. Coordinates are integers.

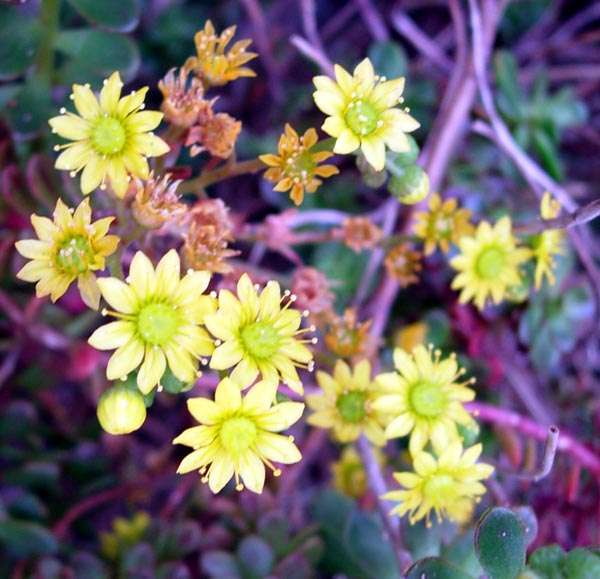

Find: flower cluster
<box><xmin>306</xmin><ymin>344</ymin><xmax>493</xmax><ymax>524</ymax></box>
<box><xmin>533</xmin><ymin>192</ymin><xmax>565</xmax><ymax>289</ymax></box>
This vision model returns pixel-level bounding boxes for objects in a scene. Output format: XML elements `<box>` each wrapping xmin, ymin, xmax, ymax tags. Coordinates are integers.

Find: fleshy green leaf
<box><xmin>343</xmin><ymin>509</ymin><xmax>400</xmax><ymax>579</ymax></box>
<box><xmin>564</xmin><ymin>548</ymin><xmax>600</xmax><ymax>579</ymax></box>
<box><xmin>237</xmin><ymin>535</ymin><xmax>275</xmax><ymax>578</ymax></box>
<box><xmin>0</xmin><ymin>519</ymin><xmax>58</xmax><ymax>557</ymax></box>
<box><xmin>201</xmin><ymin>551</ymin><xmax>241</xmax><ymax>578</ymax></box>
<box><xmin>6</xmin><ymin>79</ymin><xmax>52</xmax><ymax>140</ymax></box>
<box><xmin>405</xmin><ymin>557</ymin><xmax>476</xmax><ymax>579</ymax></box>
<box><xmin>475</xmin><ymin>507</ymin><xmax>526</xmax><ymax>579</ymax></box>
<box><xmin>367</xmin><ymin>41</ymin><xmax>408</xmax><ymax>81</ymax></box>
<box><xmin>65</xmin><ymin>0</ymin><xmax>139</xmax><ymax>32</ymax></box>
<box><xmin>0</xmin><ymin>8</ymin><xmax>42</xmax><ymax>80</ymax></box>
<box><xmin>54</xmin><ymin>29</ymin><xmax>140</xmax><ymax>81</ymax></box>
<box><xmin>528</xmin><ymin>544</ymin><xmax>566</xmax><ymax>579</ymax></box>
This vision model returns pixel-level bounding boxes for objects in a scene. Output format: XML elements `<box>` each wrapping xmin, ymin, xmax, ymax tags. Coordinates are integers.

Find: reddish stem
<box><xmin>466</xmin><ymin>401</ymin><xmax>600</xmax><ymax>476</ymax></box>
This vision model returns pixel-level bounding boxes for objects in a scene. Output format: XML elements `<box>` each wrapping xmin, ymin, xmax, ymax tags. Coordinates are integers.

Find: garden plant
<box><xmin>2</xmin><ymin>1</ymin><xmax>600</xmax><ymax>578</ymax></box>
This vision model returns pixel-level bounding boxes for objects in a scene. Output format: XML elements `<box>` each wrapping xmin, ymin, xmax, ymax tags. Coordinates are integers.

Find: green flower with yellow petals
<box><xmin>373</xmin><ymin>345</ymin><xmax>477</xmax><ymax>456</ymax></box>
<box><xmin>383</xmin><ymin>441</ymin><xmax>494</xmax><ymax>526</ymax></box>
<box><xmin>174</xmin><ymin>377</ymin><xmax>303</xmax><ymax>494</ymax></box>
<box><xmin>88</xmin><ymin>250</ymin><xmax>215</xmax><ymax>394</ymax></box>
<box><xmin>205</xmin><ymin>273</ymin><xmax>314</xmax><ymax>394</ymax></box>
<box><xmin>15</xmin><ymin>198</ymin><xmax>119</xmax><ymax>310</ymax></box>
<box><xmin>307</xmin><ymin>359</ymin><xmax>387</xmax><ymax>446</ymax></box>
<box><xmin>49</xmin><ymin>71</ymin><xmax>170</xmax><ymax>198</ymax></box>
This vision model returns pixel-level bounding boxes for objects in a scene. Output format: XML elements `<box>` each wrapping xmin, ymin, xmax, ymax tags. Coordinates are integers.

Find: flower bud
<box><xmin>388</xmin><ymin>165</ymin><xmax>430</xmax><ymax>204</ymax></box>
<box><xmin>97</xmin><ymin>384</ymin><xmax>147</xmax><ymax>435</ymax></box>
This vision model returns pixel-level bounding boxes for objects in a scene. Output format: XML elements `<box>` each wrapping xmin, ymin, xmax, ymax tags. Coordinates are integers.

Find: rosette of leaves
<box><xmin>201</xmin><ymin>497</ymin><xmax>323</xmax><ymax>579</ymax></box>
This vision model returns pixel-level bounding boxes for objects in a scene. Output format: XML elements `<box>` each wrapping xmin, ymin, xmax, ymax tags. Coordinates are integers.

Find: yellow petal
<box><xmin>97</xmin><ymin>277</ymin><xmax>138</xmax><ymax>314</ymax></box>
<box><xmin>49</xmin><ymin>113</ymin><xmax>91</xmax><ymax>141</ymax></box>
<box><xmin>208</xmin><ymin>454</ymin><xmax>235</xmax><ymax>493</ymax></box>
<box><xmin>137</xmin><ymin>345</ymin><xmax>167</xmax><ymax>394</ymax></box>
<box><xmin>333</xmin><ymin>129</ymin><xmax>360</xmax><ymax>155</ymax></box>
<box><xmin>187</xmin><ymin>398</ymin><xmax>222</xmax><ymax>425</ymax></box>
<box><xmin>238</xmin><ymin>451</ymin><xmax>265</xmax><ymax>494</ymax></box>
<box><xmin>88</xmin><ymin>320</ymin><xmax>135</xmax><ymax>350</ymax></box>
<box><xmin>80</xmin><ymin>154</ymin><xmax>106</xmax><ymax>194</ymax></box>
<box><xmin>100</xmin><ymin>72</ymin><xmax>123</xmax><ymax>115</ymax></box>
<box><xmin>105</xmin><ymin>338</ymin><xmax>145</xmax><ymax>380</ymax></box>
<box><xmin>215</xmin><ymin>377</ymin><xmax>242</xmax><ymax>410</ymax></box>
<box><xmin>72</xmin><ymin>83</ymin><xmax>101</xmax><ymax>118</ymax></box>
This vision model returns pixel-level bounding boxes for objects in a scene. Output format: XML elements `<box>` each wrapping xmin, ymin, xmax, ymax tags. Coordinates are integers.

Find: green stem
<box><xmin>36</xmin><ymin>0</ymin><xmax>61</xmax><ymax>82</ymax></box>
<box><xmin>178</xmin><ymin>158</ymin><xmax>265</xmax><ymax>194</ymax></box>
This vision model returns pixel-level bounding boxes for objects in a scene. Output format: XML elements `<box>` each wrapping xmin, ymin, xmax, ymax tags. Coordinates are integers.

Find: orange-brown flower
<box><xmin>291</xmin><ymin>267</ymin><xmax>335</xmax><ymax>317</ymax></box>
<box><xmin>185</xmin><ymin>20</ymin><xmax>258</xmax><ymax>87</ymax></box>
<box><xmin>324</xmin><ymin>308</ymin><xmax>373</xmax><ymax>359</ymax></box>
<box><xmin>384</xmin><ymin>244</ymin><xmax>422</xmax><ymax>287</ymax></box>
<box><xmin>186</xmin><ymin>112</ymin><xmax>241</xmax><ymax>159</ymax></box>
<box><xmin>260</xmin><ymin>124</ymin><xmax>339</xmax><ymax>205</ymax></box>
<box><xmin>131</xmin><ymin>172</ymin><xmax>187</xmax><ymax>229</ymax></box>
<box><xmin>413</xmin><ymin>193</ymin><xmax>474</xmax><ymax>255</ymax></box>
<box><xmin>159</xmin><ymin>68</ymin><xmax>209</xmax><ymax>129</ymax></box>
<box><xmin>333</xmin><ymin>216</ymin><xmax>382</xmax><ymax>253</ymax></box>
<box><xmin>181</xmin><ymin>199</ymin><xmax>238</xmax><ymax>274</ymax></box>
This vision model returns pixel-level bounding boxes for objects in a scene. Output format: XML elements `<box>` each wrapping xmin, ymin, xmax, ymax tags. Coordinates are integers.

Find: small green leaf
<box><xmin>532</xmin><ymin>129</ymin><xmax>562</xmax><ymax>180</ymax></box>
<box><xmin>367</xmin><ymin>41</ymin><xmax>408</xmax><ymax>80</ymax></box>
<box><xmin>201</xmin><ymin>551</ymin><xmax>241</xmax><ymax>578</ymax></box>
<box><xmin>54</xmin><ymin>29</ymin><xmax>140</xmax><ymax>81</ymax></box>
<box><xmin>0</xmin><ymin>519</ymin><xmax>58</xmax><ymax>557</ymax></box>
<box><xmin>65</xmin><ymin>0</ymin><xmax>139</xmax><ymax>32</ymax></box>
<box><xmin>0</xmin><ymin>8</ymin><xmax>42</xmax><ymax>80</ymax></box>
<box><xmin>475</xmin><ymin>507</ymin><xmax>526</xmax><ymax>579</ymax></box>
<box><xmin>237</xmin><ymin>535</ymin><xmax>275</xmax><ymax>578</ymax></box>
<box><xmin>6</xmin><ymin>79</ymin><xmax>52</xmax><ymax>140</ymax></box>
<box><xmin>494</xmin><ymin>51</ymin><xmax>524</xmax><ymax>120</ymax></box>
<box><xmin>528</xmin><ymin>544</ymin><xmax>566</xmax><ymax>579</ymax></box>
<box><xmin>565</xmin><ymin>548</ymin><xmax>600</xmax><ymax>579</ymax></box>
<box><xmin>406</xmin><ymin>556</ymin><xmax>476</xmax><ymax>579</ymax></box>
<box><xmin>343</xmin><ymin>509</ymin><xmax>399</xmax><ymax>579</ymax></box>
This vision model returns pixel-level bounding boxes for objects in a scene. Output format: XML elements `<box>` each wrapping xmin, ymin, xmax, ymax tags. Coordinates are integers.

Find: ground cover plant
<box><xmin>2</xmin><ymin>1</ymin><xmax>600</xmax><ymax>578</ymax></box>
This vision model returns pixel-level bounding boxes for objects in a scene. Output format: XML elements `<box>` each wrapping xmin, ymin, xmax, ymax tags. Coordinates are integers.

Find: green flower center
<box><xmin>475</xmin><ymin>247</ymin><xmax>505</xmax><ymax>279</ymax></box>
<box><xmin>240</xmin><ymin>321</ymin><xmax>282</xmax><ymax>360</ymax></box>
<box><xmin>56</xmin><ymin>235</ymin><xmax>95</xmax><ymax>275</ymax></box>
<box><xmin>92</xmin><ymin>116</ymin><xmax>127</xmax><ymax>156</ymax></box>
<box><xmin>137</xmin><ymin>303</ymin><xmax>180</xmax><ymax>346</ymax></box>
<box><xmin>410</xmin><ymin>381</ymin><xmax>445</xmax><ymax>417</ymax></box>
<box><xmin>423</xmin><ymin>473</ymin><xmax>456</xmax><ymax>505</ymax></box>
<box><xmin>220</xmin><ymin>416</ymin><xmax>257</xmax><ymax>454</ymax></box>
<box><xmin>344</xmin><ymin>100</ymin><xmax>379</xmax><ymax>137</ymax></box>
<box><xmin>336</xmin><ymin>391</ymin><xmax>368</xmax><ymax>423</ymax></box>
<box><xmin>285</xmin><ymin>150</ymin><xmax>316</xmax><ymax>181</ymax></box>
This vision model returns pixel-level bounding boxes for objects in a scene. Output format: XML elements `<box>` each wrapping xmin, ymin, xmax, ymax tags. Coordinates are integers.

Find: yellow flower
<box><xmin>205</xmin><ymin>273</ymin><xmax>314</xmax><ymax>394</ymax></box>
<box><xmin>383</xmin><ymin>441</ymin><xmax>494</xmax><ymax>526</ymax></box>
<box><xmin>373</xmin><ymin>345</ymin><xmax>476</xmax><ymax>455</ymax></box>
<box><xmin>100</xmin><ymin>512</ymin><xmax>150</xmax><ymax>559</ymax></box>
<box><xmin>259</xmin><ymin>124</ymin><xmax>339</xmax><ymax>205</ymax></box>
<box><xmin>88</xmin><ymin>250</ymin><xmax>215</xmax><ymax>394</ymax></box>
<box><xmin>173</xmin><ymin>377</ymin><xmax>304</xmax><ymax>494</ymax></box>
<box><xmin>331</xmin><ymin>445</ymin><xmax>385</xmax><ymax>499</ymax></box>
<box><xmin>49</xmin><ymin>72</ymin><xmax>170</xmax><ymax>198</ymax></box>
<box><xmin>307</xmin><ymin>359</ymin><xmax>387</xmax><ymax>446</ymax></box>
<box><xmin>313</xmin><ymin>57</ymin><xmax>419</xmax><ymax>171</ymax></box>
<box><xmin>413</xmin><ymin>193</ymin><xmax>474</xmax><ymax>255</ymax></box>
<box><xmin>533</xmin><ymin>192</ymin><xmax>565</xmax><ymax>289</ymax></box>
<box><xmin>15</xmin><ymin>198</ymin><xmax>119</xmax><ymax>310</ymax></box>
<box><xmin>185</xmin><ymin>20</ymin><xmax>258</xmax><ymax>87</ymax></box>
<box><xmin>450</xmin><ymin>216</ymin><xmax>531</xmax><ymax>310</ymax></box>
